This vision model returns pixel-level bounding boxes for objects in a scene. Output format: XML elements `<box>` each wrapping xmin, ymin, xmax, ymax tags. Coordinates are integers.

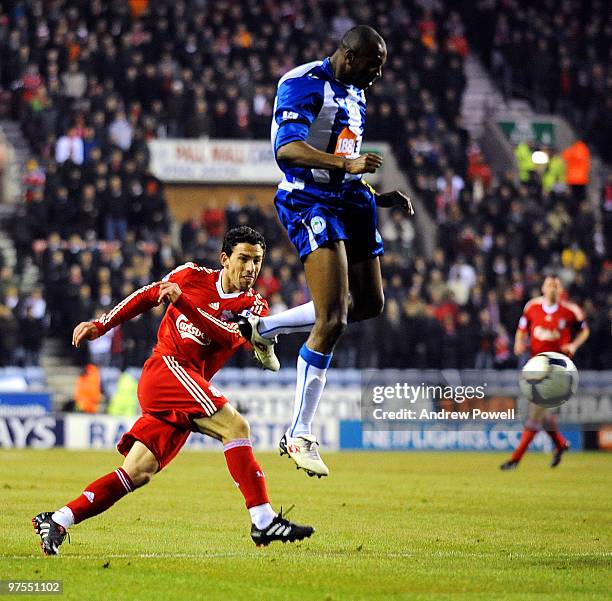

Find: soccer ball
<box><xmin>519</xmin><ymin>352</ymin><xmax>579</xmax><ymax>408</ymax></box>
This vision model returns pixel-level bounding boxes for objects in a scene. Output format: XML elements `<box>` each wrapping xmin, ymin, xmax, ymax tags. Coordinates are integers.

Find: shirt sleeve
<box><xmin>517</xmin><ymin>307</ymin><xmax>531</xmax><ymax>332</ymax></box>
<box><xmin>248</xmin><ymin>293</ymin><xmax>269</xmax><ymax>318</ymax></box>
<box><xmin>93</xmin><ymin>282</ymin><xmax>161</xmax><ymax>335</ymax></box>
<box><xmin>566</xmin><ymin>303</ymin><xmax>587</xmax><ymax>328</ymax></box>
<box><xmin>173</xmin><ymin>294</ymin><xmax>244</xmax><ymax>350</ymax></box>
<box><xmin>162</xmin><ymin>262</ymin><xmax>200</xmax><ymax>284</ymax></box>
<box><xmin>273</xmin><ymin>76</ymin><xmax>324</xmax><ymax>155</ymax></box>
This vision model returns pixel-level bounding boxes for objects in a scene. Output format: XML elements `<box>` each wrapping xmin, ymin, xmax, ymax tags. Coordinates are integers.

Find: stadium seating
<box><xmin>461</xmin><ymin>0</ymin><xmax>612</xmax><ymax>163</ymax></box>
<box><xmin>0</xmin><ymin>1</ymin><xmax>608</xmax><ymax>372</ymax></box>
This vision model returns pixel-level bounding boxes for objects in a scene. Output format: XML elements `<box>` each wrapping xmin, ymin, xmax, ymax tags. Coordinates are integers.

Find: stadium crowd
<box><xmin>462</xmin><ymin>0</ymin><xmax>612</xmax><ymax>163</ymax></box>
<box><xmin>0</xmin><ymin>0</ymin><xmax>609</xmax><ymax>371</ymax></box>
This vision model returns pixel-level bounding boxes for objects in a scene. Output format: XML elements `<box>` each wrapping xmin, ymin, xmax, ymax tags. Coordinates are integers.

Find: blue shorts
<box><xmin>274</xmin><ymin>180</ymin><xmax>384</xmax><ymax>263</ymax></box>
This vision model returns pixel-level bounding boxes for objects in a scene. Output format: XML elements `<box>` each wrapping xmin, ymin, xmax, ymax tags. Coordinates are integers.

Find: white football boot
<box><xmin>237</xmin><ymin>315</ymin><xmax>280</xmax><ymax>371</ymax></box>
<box><xmin>279</xmin><ymin>433</ymin><xmax>329</xmax><ymax>478</ymax></box>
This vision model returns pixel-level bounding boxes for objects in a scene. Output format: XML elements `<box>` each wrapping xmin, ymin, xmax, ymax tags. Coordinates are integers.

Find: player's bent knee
<box><xmin>130</xmin><ymin>469</ymin><xmax>154</xmax><ymax>488</ymax></box>
<box><xmin>122</xmin><ymin>463</ymin><xmax>157</xmax><ymax>488</ymax></box>
<box><xmin>227</xmin><ymin>412</ymin><xmax>251</xmax><ymax>441</ymax></box>
<box><xmin>122</xmin><ymin>441</ymin><xmax>159</xmax><ymax>488</ymax></box>
<box><xmin>331</xmin><ymin>317</ymin><xmax>348</xmax><ymax>339</ymax></box>
<box><xmin>316</xmin><ymin>311</ymin><xmax>348</xmax><ymax>342</ymax></box>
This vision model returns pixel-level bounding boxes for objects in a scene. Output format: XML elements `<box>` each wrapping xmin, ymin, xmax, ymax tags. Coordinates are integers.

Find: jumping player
<box><xmin>500</xmin><ymin>275</ymin><xmax>589</xmax><ymax>470</ymax></box>
<box><xmin>32</xmin><ymin>227</ymin><xmax>313</xmax><ymax>555</ymax></box>
<box><xmin>239</xmin><ymin>25</ymin><xmax>414</xmax><ymax>478</ymax></box>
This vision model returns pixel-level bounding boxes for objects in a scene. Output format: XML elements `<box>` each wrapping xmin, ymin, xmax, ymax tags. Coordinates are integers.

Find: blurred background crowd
<box><xmin>464</xmin><ymin>0</ymin><xmax>612</xmax><ymax>163</ymax></box>
<box><xmin>0</xmin><ymin>0</ymin><xmax>609</xmax><ymax>372</ymax></box>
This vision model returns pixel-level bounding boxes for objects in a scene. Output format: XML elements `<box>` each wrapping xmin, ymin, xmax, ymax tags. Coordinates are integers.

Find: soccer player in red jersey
<box><xmin>33</xmin><ymin>227</ymin><xmax>313</xmax><ymax>555</ymax></box>
<box><xmin>500</xmin><ymin>275</ymin><xmax>589</xmax><ymax>470</ymax></box>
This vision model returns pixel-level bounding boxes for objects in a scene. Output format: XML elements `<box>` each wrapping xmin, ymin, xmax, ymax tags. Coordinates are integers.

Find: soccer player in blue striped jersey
<box><xmin>240</xmin><ymin>26</ymin><xmax>414</xmax><ymax>477</ymax></box>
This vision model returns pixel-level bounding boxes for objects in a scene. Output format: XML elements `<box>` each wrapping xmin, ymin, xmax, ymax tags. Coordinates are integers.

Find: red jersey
<box><xmin>517</xmin><ymin>296</ymin><xmax>585</xmax><ymax>357</ymax></box>
<box><xmin>93</xmin><ymin>263</ymin><xmax>268</xmax><ymax>380</ymax></box>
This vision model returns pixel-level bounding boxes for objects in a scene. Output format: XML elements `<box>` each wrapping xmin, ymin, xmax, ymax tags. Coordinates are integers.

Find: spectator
<box><xmin>561</xmin><ymin>140</ymin><xmax>590</xmax><ymax>201</ymax></box>
<box><xmin>74</xmin><ymin>364</ymin><xmax>103</xmax><ymax>413</ymax></box>
<box><xmin>185</xmin><ymin>99</ymin><xmax>211</xmax><ymax>138</ymax></box>
<box><xmin>107</xmin><ymin>371</ymin><xmax>139</xmax><ymax>416</ymax></box>
<box><xmin>257</xmin><ymin>266</ymin><xmax>281</xmax><ymax>298</ymax></box>
<box><xmin>18</xmin><ymin>305</ymin><xmax>44</xmax><ymax>367</ymax></box>
<box><xmin>108</xmin><ymin>110</ymin><xmax>134</xmax><ymax>150</ymax></box>
<box><xmin>104</xmin><ymin>176</ymin><xmax>128</xmax><ymax>242</ymax></box>
<box><xmin>55</xmin><ymin>128</ymin><xmax>84</xmax><ymax>165</ymax></box>
<box><xmin>0</xmin><ymin>304</ymin><xmax>20</xmax><ymax>366</ymax></box>
<box><xmin>381</xmin><ymin>208</ymin><xmax>415</xmax><ymax>255</ymax></box>
<box><xmin>475</xmin><ymin>309</ymin><xmax>496</xmax><ymax>369</ymax></box>
<box><xmin>87</xmin><ymin>309</ymin><xmax>113</xmax><ymax>367</ymax></box>
<box><xmin>61</xmin><ymin>61</ymin><xmax>87</xmax><ymax>99</ymax></box>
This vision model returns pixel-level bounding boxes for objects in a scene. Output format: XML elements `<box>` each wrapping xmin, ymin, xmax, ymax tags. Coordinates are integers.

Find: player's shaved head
<box><xmin>340</xmin><ymin>25</ymin><xmax>386</xmax><ymax>56</ymax></box>
<box><xmin>331</xmin><ymin>25</ymin><xmax>387</xmax><ymax>89</ymax></box>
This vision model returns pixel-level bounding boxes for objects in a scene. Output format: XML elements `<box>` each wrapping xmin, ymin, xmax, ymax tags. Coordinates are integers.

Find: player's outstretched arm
<box><xmin>158</xmin><ymin>282</ymin><xmax>243</xmax><ymax>349</ymax></box>
<box><xmin>276</xmin><ymin>140</ymin><xmax>382</xmax><ymax>174</ymax></box>
<box><xmin>89</xmin><ymin>281</ymin><xmax>163</xmax><ymax>339</ymax></box>
<box><xmin>562</xmin><ymin>324</ymin><xmax>590</xmax><ymax>356</ymax></box>
<box><xmin>72</xmin><ymin>322</ymin><xmax>101</xmax><ymax>348</ymax></box>
<box><xmin>375</xmin><ymin>190</ymin><xmax>415</xmax><ymax>215</ymax></box>
<box><xmin>514</xmin><ymin>329</ymin><xmax>528</xmax><ymax>356</ymax></box>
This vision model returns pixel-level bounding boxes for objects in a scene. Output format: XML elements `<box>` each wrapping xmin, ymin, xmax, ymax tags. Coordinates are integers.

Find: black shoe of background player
<box><xmin>32</xmin><ymin>512</ymin><xmax>69</xmax><ymax>556</ymax></box>
<box><xmin>251</xmin><ymin>508</ymin><xmax>314</xmax><ymax>547</ymax></box>
<box><xmin>551</xmin><ymin>442</ymin><xmax>570</xmax><ymax>468</ymax></box>
<box><xmin>500</xmin><ymin>459</ymin><xmax>519</xmax><ymax>471</ymax></box>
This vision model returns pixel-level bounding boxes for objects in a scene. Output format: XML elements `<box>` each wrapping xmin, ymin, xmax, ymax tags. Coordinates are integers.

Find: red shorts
<box><xmin>117</xmin><ymin>354</ymin><xmax>229</xmax><ymax>470</ymax></box>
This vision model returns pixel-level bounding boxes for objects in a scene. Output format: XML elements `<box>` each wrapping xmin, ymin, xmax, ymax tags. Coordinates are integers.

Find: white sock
<box><xmin>249</xmin><ymin>503</ymin><xmax>276</xmax><ymax>529</ymax></box>
<box><xmin>258</xmin><ymin>301</ymin><xmax>316</xmax><ymax>339</ymax></box>
<box><xmin>289</xmin><ymin>344</ymin><xmax>332</xmax><ymax>438</ymax></box>
<box><xmin>52</xmin><ymin>506</ymin><xmax>75</xmax><ymax>529</ymax></box>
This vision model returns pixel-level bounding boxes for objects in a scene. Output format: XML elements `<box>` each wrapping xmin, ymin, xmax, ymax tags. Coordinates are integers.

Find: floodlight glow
<box><xmin>532</xmin><ymin>151</ymin><xmax>549</xmax><ymax>165</ymax></box>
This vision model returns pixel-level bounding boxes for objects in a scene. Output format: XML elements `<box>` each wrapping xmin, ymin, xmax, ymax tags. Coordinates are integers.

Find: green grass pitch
<box><xmin>1</xmin><ymin>449</ymin><xmax>610</xmax><ymax>600</ymax></box>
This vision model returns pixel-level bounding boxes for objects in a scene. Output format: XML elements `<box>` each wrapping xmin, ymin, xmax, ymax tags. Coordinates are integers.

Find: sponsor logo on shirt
<box><xmin>176</xmin><ymin>314</ymin><xmax>211</xmax><ymax>346</ymax></box>
<box><xmin>209</xmin><ymin>302</ymin><xmax>220</xmax><ymax>310</ymax></box>
<box><xmin>533</xmin><ymin>326</ymin><xmax>561</xmax><ymax>341</ymax></box>
<box><xmin>334</xmin><ymin>127</ymin><xmax>358</xmax><ymax>157</ymax></box>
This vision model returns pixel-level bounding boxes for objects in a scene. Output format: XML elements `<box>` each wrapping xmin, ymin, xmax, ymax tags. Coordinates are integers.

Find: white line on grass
<box><xmin>3</xmin><ymin>551</ymin><xmax>611</xmax><ymax>560</ymax></box>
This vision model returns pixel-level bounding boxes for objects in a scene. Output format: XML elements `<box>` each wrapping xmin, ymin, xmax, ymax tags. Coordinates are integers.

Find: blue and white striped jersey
<box><xmin>271</xmin><ymin>57</ymin><xmax>367</xmax><ymax>193</ymax></box>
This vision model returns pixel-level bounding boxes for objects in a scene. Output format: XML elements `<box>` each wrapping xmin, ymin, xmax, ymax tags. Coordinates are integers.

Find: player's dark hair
<box><xmin>222</xmin><ymin>226</ymin><xmax>266</xmax><ymax>256</ymax></box>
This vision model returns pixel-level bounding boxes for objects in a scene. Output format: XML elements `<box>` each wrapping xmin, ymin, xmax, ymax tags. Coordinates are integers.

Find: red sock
<box><xmin>546</xmin><ymin>430</ymin><xmax>567</xmax><ymax>451</ymax></box>
<box><xmin>66</xmin><ymin>468</ymin><xmax>134</xmax><ymax>524</ymax></box>
<box><xmin>511</xmin><ymin>429</ymin><xmax>537</xmax><ymax>462</ymax></box>
<box><xmin>223</xmin><ymin>439</ymin><xmax>270</xmax><ymax>508</ymax></box>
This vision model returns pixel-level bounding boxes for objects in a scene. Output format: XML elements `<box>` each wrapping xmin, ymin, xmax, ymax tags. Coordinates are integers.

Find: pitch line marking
<box><xmin>3</xmin><ymin>551</ymin><xmax>611</xmax><ymax>560</ymax></box>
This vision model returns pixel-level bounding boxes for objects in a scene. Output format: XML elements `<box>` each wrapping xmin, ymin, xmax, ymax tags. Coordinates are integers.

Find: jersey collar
<box><xmin>216</xmin><ymin>270</ymin><xmax>242</xmax><ymax>299</ymax></box>
<box><xmin>321</xmin><ymin>57</ymin><xmax>334</xmax><ymax>78</ymax></box>
<box><xmin>542</xmin><ymin>302</ymin><xmax>559</xmax><ymax>314</ymax></box>
<box><xmin>322</xmin><ymin>57</ymin><xmax>355</xmax><ymax>90</ymax></box>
